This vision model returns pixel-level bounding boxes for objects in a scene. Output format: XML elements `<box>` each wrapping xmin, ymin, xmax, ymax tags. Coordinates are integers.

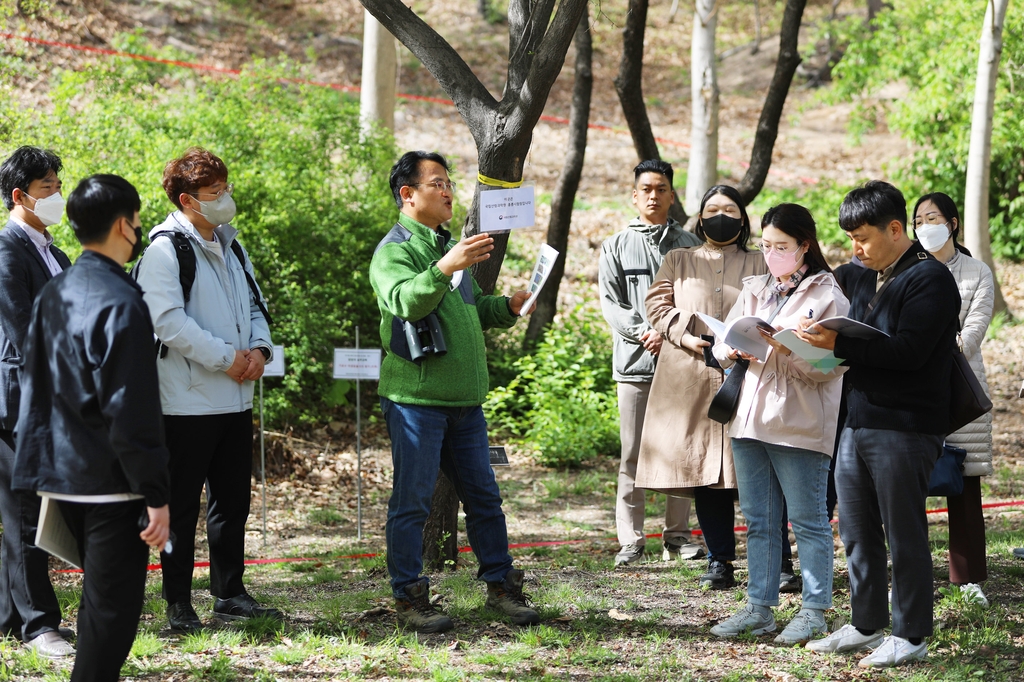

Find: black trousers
<box><xmin>693</xmin><ymin>486</ymin><xmax>737</xmax><ymax>561</ymax></box>
<box><xmin>161</xmin><ymin>411</ymin><xmax>253</xmax><ymax>605</ymax></box>
<box><xmin>0</xmin><ymin>430</ymin><xmax>61</xmax><ymax>640</ymax></box>
<box><xmin>60</xmin><ymin>499</ymin><xmax>149</xmax><ymax>682</ymax></box>
<box><xmin>836</xmin><ymin>427</ymin><xmax>940</xmax><ymax>639</ymax></box>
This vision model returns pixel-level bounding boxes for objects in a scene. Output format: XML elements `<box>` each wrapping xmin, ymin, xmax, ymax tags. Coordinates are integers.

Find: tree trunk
<box><xmin>359</xmin><ymin>10</ymin><xmax>397</xmax><ymax>134</ymax></box>
<box><xmin>736</xmin><ymin>0</ymin><xmax>807</xmax><ymax>205</ymax></box>
<box><xmin>420</xmin><ymin>473</ymin><xmax>460</xmax><ymax>571</ymax></box>
<box><xmin>685</xmin><ymin>0</ymin><xmax>720</xmax><ymax>215</ymax></box>
<box><xmin>964</xmin><ymin>0</ymin><xmax>1010</xmax><ymax>316</ymax></box>
<box><xmin>524</xmin><ymin>8</ymin><xmax>592</xmax><ymax>348</ymax></box>
<box><xmin>867</xmin><ymin>0</ymin><xmax>884</xmax><ymax>21</ymax></box>
<box><xmin>614</xmin><ymin>0</ymin><xmax>687</xmax><ymax>223</ymax></box>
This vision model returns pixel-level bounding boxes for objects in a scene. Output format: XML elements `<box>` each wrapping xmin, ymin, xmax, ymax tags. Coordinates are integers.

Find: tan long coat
<box><xmin>635</xmin><ymin>243</ymin><xmax>768</xmax><ymax>496</ymax></box>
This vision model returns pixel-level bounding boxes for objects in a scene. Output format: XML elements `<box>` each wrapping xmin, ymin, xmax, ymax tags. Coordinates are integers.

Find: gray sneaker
<box><xmin>395</xmin><ymin>580</ymin><xmax>454</xmax><ymax>633</ymax></box>
<box><xmin>774</xmin><ymin>608</ymin><xmax>827</xmax><ymax>645</ymax></box>
<box><xmin>614</xmin><ymin>543</ymin><xmax>644</xmax><ymax>567</ymax></box>
<box><xmin>710</xmin><ymin>603</ymin><xmax>777</xmax><ymax>637</ymax></box>
<box><xmin>486</xmin><ymin>569</ymin><xmax>540</xmax><ymax>626</ymax></box>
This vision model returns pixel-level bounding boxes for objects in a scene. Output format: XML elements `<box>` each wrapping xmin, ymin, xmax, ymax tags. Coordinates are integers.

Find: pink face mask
<box><xmin>764</xmin><ymin>246</ymin><xmax>805</xmax><ymax>279</ymax></box>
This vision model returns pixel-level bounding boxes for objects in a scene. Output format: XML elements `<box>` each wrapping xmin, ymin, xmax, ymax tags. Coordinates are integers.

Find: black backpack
<box><xmin>133</xmin><ymin>231</ymin><xmax>273</xmax><ymax>357</ymax></box>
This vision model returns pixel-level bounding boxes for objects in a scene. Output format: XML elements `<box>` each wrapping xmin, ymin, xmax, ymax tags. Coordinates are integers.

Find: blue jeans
<box><xmin>732</xmin><ymin>438</ymin><xmax>833</xmax><ymax>610</ymax></box>
<box><xmin>381</xmin><ymin>398</ymin><xmax>513</xmax><ymax>599</ymax></box>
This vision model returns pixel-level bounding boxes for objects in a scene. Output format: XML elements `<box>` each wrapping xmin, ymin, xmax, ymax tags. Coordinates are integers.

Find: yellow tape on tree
<box><xmin>477</xmin><ymin>173</ymin><xmax>524</xmax><ymax>188</ymax></box>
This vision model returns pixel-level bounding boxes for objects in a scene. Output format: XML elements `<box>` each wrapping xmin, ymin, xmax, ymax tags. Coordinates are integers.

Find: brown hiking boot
<box><xmin>395</xmin><ymin>579</ymin><xmax>454</xmax><ymax>633</ymax></box>
<box><xmin>486</xmin><ymin>569</ymin><xmax>540</xmax><ymax>626</ymax></box>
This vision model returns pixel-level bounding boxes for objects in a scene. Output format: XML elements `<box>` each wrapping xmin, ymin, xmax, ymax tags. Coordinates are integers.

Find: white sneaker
<box><xmin>858</xmin><ymin>635</ymin><xmax>927</xmax><ymax>668</ymax></box>
<box><xmin>710</xmin><ymin>603</ymin><xmax>776</xmax><ymax>637</ymax></box>
<box><xmin>24</xmin><ymin>631</ymin><xmax>75</xmax><ymax>658</ymax></box>
<box><xmin>614</xmin><ymin>544</ymin><xmax>644</xmax><ymax>567</ymax></box>
<box><xmin>805</xmin><ymin>623</ymin><xmax>884</xmax><ymax>653</ymax></box>
<box><xmin>662</xmin><ymin>541</ymin><xmax>706</xmax><ymax>561</ymax></box>
<box><xmin>774</xmin><ymin>608</ymin><xmax>827</xmax><ymax>645</ymax></box>
<box><xmin>960</xmin><ymin>583</ymin><xmax>989</xmax><ymax>608</ymax></box>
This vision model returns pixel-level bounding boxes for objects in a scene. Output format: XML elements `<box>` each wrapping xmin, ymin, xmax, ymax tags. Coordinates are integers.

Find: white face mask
<box><xmin>24</xmin><ymin>192</ymin><xmax>66</xmax><ymax>227</ymax></box>
<box><xmin>192</xmin><ymin>194</ymin><xmax>237</xmax><ymax>226</ymax></box>
<box><xmin>916</xmin><ymin>222</ymin><xmax>951</xmax><ymax>252</ymax></box>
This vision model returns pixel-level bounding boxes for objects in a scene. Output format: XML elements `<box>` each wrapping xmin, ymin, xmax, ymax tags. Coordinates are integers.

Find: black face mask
<box><xmin>128</xmin><ymin>225</ymin><xmax>144</xmax><ymax>262</ymax></box>
<box><xmin>701</xmin><ymin>214</ymin><xmax>743</xmax><ymax>244</ymax></box>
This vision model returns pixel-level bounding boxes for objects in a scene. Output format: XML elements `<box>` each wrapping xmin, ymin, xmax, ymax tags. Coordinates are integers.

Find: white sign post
<box><xmin>479</xmin><ymin>185</ymin><xmax>536</xmax><ymax>232</ymax></box>
<box><xmin>259</xmin><ymin>345</ymin><xmax>286</xmax><ymax>546</ymax></box>
<box><xmin>333</xmin><ymin>332</ymin><xmax>381</xmax><ymax>541</ymax></box>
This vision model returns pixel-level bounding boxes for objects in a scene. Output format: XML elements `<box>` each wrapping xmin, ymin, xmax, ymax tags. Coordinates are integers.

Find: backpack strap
<box><xmin>134</xmin><ymin>230</ymin><xmax>197</xmax><ymax>302</ymax></box>
<box><xmin>229</xmin><ymin>240</ymin><xmax>273</xmax><ymax>326</ymax></box>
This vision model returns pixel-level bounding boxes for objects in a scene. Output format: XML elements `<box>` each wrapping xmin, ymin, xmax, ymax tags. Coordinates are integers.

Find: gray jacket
<box><xmin>134</xmin><ymin>212</ymin><xmax>272</xmax><ymax>416</ymax></box>
<box><xmin>599</xmin><ymin>218</ymin><xmax>702</xmax><ymax>382</ymax></box>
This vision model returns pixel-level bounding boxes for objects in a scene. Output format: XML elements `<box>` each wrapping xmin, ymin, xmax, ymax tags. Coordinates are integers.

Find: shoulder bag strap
<box><xmin>866</xmin><ymin>251</ymin><xmax>929</xmax><ymax>313</ymax></box>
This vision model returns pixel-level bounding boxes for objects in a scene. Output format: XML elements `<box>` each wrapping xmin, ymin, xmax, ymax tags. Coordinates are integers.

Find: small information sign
<box><xmin>333</xmin><ymin>348</ymin><xmax>382</xmax><ymax>381</ymax></box>
<box><xmin>479</xmin><ymin>185</ymin><xmax>535</xmax><ymax>232</ymax></box>
<box><xmin>263</xmin><ymin>345</ymin><xmax>286</xmax><ymax>378</ymax></box>
<box><xmin>489</xmin><ymin>446</ymin><xmax>510</xmax><ymax>467</ymax></box>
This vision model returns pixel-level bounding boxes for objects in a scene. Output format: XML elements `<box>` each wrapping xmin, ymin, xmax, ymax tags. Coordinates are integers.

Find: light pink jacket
<box><xmin>712</xmin><ymin>271</ymin><xmax>850</xmax><ymax>457</ymax></box>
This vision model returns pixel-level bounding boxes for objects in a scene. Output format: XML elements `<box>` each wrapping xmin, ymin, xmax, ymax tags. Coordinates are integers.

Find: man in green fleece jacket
<box><xmin>370</xmin><ymin>151</ymin><xmax>539</xmax><ymax>633</ymax></box>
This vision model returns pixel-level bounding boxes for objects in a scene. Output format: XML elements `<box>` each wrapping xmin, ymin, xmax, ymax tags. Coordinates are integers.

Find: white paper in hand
<box><xmin>520</xmin><ymin>244</ymin><xmax>559</xmax><ymax>317</ymax></box>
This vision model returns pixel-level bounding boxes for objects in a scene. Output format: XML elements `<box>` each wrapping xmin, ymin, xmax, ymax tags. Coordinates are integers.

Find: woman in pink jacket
<box><xmin>708</xmin><ymin>204</ymin><xmax>849</xmax><ymax>645</ymax></box>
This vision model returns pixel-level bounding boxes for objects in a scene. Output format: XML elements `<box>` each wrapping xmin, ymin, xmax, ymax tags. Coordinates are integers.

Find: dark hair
<box><xmin>67</xmin><ymin>174</ymin><xmax>141</xmax><ymax>245</ymax></box>
<box><xmin>694</xmin><ymin>184</ymin><xmax>750</xmax><ymax>251</ymax></box>
<box><xmin>0</xmin><ymin>146</ymin><xmax>63</xmax><ymax>211</ymax></box>
<box><xmin>838</xmin><ymin>180</ymin><xmax>907</xmax><ymax>233</ymax></box>
<box><xmin>912</xmin><ymin>192</ymin><xmax>972</xmax><ymax>256</ymax></box>
<box><xmin>761</xmin><ymin>203</ymin><xmax>833</xmax><ymax>275</ymax></box>
<box><xmin>633</xmin><ymin>159</ymin><xmax>674</xmax><ymax>188</ymax></box>
<box><xmin>162</xmin><ymin>147</ymin><xmax>229</xmax><ymax>209</ymax></box>
<box><xmin>389</xmin><ymin>151</ymin><xmax>451</xmax><ymax>209</ymax></box>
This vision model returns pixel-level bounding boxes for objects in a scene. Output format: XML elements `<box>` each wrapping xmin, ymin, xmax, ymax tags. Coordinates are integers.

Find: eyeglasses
<box><xmin>760</xmin><ymin>243</ymin><xmax>799</xmax><ymax>254</ymax></box>
<box><xmin>190</xmin><ymin>183</ymin><xmax>234</xmax><ymax>200</ymax></box>
<box><xmin>414</xmin><ymin>180</ymin><xmax>457</xmax><ymax>193</ymax></box>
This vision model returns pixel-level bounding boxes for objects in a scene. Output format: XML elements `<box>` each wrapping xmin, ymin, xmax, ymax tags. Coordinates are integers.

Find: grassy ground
<box><xmin>7</xmin><ymin>459</ymin><xmax>1024</xmax><ymax>681</ymax></box>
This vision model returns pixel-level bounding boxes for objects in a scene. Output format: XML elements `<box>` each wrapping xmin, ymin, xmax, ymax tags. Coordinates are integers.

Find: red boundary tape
<box><xmin>1</xmin><ymin>31</ymin><xmax>818</xmax><ymax>185</ymax></box>
<box><xmin>52</xmin><ymin>499</ymin><xmax>1024</xmax><ymax>574</ymax></box>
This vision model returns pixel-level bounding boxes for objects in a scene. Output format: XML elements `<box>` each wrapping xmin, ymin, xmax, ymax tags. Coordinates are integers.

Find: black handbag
<box><xmin>707</xmin><ymin>358</ymin><xmax>750</xmax><ymax>424</ymax></box>
<box><xmin>929</xmin><ymin>443</ymin><xmax>967</xmax><ymax>496</ymax></box>
<box><xmin>947</xmin><ymin>343</ymin><xmax>993</xmax><ymax>435</ymax></box>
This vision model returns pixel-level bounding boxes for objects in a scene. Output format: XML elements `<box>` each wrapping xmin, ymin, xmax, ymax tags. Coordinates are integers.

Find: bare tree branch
<box><xmin>737</xmin><ymin>0</ymin><xmax>807</xmax><ymax>204</ymax></box>
<box><xmin>360</xmin><ymin>0</ymin><xmax>498</xmax><ymax>136</ymax></box>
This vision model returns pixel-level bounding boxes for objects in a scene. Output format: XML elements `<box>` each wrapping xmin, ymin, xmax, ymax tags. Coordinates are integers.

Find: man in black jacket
<box><xmin>14</xmin><ymin>174</ymin><xmax>171</xmax><ymax>682</ymax></box>
<box><xmin>796</xmin><ymin>181</ymin><xmax>960</xmax><ymax>668</ymax></box>
<box><xmin>0</xmin><ymin>146</ymin><xmax>73</xmax><ymax>657</ymax></box>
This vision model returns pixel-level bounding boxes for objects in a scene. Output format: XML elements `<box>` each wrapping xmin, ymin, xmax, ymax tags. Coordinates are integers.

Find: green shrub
<box><xmin>822</xmin><ymin>0</ymin><xmax>1024</xmax><ymax>258</ymax></box>
<box><xmin>485</xmin><ymin>304</ymin><xmax>619</xmax><ymax>468</ymax></box>
<box><xmin>1</xmin><ymin>35</ymin><xmax>398</xmax><ymax>425</ymax></box>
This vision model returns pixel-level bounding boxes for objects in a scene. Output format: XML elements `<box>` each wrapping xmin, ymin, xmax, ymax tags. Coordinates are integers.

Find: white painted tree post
<box><xmin>359</xmin><ymin>10</ymin><xmax>397</xmax><ymax>134</ymax></box>
<box><xmin>964</xmin><ymin>0</ymin><xmax>1010</xmax><ymax>314</ymax></box>
<box><xmin>685</xmin><ymin>0</ymin><xmax>720</xmax><ymax>215</ymax></box>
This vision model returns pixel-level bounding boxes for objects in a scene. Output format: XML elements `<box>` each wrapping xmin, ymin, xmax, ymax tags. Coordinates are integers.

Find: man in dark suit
<box><xmin>0</xmin><ymin>146</ymin><xmax>73</xmax><ymax>657</ymax></box>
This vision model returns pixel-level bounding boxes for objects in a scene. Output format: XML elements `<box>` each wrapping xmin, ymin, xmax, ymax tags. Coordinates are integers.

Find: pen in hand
<box><xmin>803</xmin><ymin>308</ymin><xmax>820</xmax><ymax>335</ymax></box>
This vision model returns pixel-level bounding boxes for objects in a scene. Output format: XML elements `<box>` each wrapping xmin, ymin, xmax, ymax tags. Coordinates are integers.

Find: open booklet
<box><xmin>35</xmin><ymin>495</ymin><xmax>82</xmax><ymax>568</ymax></box>
<box><xmin>697</xmin><ymin>313</ymin><xmax>887</xmax><ymax>373</ymax></box>
<box><xmin>519</xmin><ymin>244</ymin><xmax>559</xmax><ymax>318</ymax></box>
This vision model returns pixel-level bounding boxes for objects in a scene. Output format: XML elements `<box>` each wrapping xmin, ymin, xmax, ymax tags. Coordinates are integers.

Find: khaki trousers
<box><xmin>616</xmin><ymin>382</ymin><xmax>691</xmax><ymax>547</ymax></box>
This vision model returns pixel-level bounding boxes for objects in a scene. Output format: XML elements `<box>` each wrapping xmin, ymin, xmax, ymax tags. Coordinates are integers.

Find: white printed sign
<box><xmin>479</xmin><ymin>185</ymin><xmax>535</xmax><ymax>232</ymax></box>
<box><xmin>263</xmin><ymin>345</ymin><xmax>286</xmax><ymax>377</ymax></box>
<box><xmin>333</xmin><ymin>348</ymin><xmax>382</xmax><ymax>380</ymax></box>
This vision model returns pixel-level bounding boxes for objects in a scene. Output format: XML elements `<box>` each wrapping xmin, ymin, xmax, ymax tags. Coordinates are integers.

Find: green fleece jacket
<box><xmin>369</xmin><ymin>213</ymin><xmax>518</xmax><ymax>406</ymax></box>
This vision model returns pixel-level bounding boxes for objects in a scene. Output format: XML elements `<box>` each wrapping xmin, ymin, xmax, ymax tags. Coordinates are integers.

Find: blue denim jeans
<box><xmin>381</xmin><ymin>398</ymin><xmax>513</xmax><ymax>599</ymax></box>
<box><xmin>732</xmin><ymin>438</ymin><xmax>833</xmax><ymax>610</ymax></box>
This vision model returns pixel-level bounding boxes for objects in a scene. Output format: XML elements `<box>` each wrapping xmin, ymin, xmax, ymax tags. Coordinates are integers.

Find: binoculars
<box><xmin>403</xmin><ymin>312</ymin><xmax>447</xmax><ymax>363</ymax></box>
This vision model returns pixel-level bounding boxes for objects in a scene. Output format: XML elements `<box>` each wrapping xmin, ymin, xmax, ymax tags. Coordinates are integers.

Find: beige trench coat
<box><xmin>635</xmin><ymin>243</ymin><xmax>769</xmax><ymax>496</ymax></box>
